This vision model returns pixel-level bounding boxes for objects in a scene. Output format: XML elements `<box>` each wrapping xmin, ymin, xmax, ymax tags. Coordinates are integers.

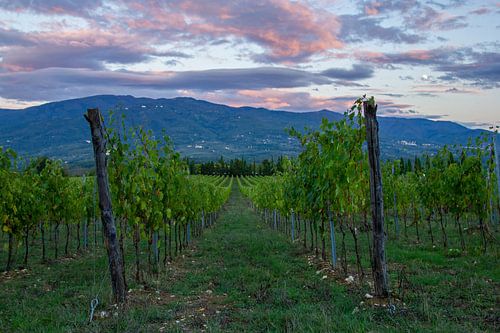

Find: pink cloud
<box><xmin>364</xmin><ymin>2</ymin><xmax>382</xmax><ymax>15</ymax></box>
<box><xmin>147</xmin><ymin>89</ymin><xmax>414</xmax><ymax>117</ymax></box>
<box><xmin>202</xmin><ymin>89</ymin><xmax>358</xmax><ymax>112</ymax></box>
<box><xmin>353</xmin><ymin>48</ymin><xmax>460</xmax><ymax>66</ymax></box>
<box><xmin>404</xmin><ymin>50</ymin><xmax>433</xmax><ymax>61</ymax></box>
<box><xmin>124</xmin><ymin>0</ymin><xmax>343</xmax><ymax>63</ymax></box>
<box><xmin>1</xmin><ymin>1</ymin><xmax>343</xmax><ymax>64</ymax></box>
<box><xmin>0</xmin><ymin>27</ymin><xmax>160</xmax><ymax>71</ymax></box>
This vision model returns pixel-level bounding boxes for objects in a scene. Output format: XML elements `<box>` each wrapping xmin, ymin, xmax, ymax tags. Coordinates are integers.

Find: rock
<box><xmin>345</xmin><ymin>276</ymin><xmax>355</xmax><ymax>284</ymax></box>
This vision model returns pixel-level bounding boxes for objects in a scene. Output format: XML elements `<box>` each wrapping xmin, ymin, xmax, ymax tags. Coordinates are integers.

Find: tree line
<box><xmin>185</xmin><ymin>156</ymin><xmax>288</xmax><ymax>176</ymax></box>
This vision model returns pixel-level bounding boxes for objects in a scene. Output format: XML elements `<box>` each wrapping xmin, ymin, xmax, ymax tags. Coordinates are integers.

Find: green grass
<box><xmin>0</xmin><ymin>185</ymin><xmax>498</xmax><ymax>332</ymax></box>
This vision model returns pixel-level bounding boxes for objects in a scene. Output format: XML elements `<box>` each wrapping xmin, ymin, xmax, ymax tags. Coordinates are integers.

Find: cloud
<box><xmin>412</xmin><ymin>85</ymin><xmax>480</xmax><ymax>94</ymax></box>
<box><xmin>469</xmin><ymin>7</ymin><xmax>492</xmax><ymax>15</ymax></box>
<box><xmin>0</xmin><ymin>97</ymin><xmax>44</xmax><ymax>110</ymax></box>
<box><xmin>360</xmin><ymin>0</ymin><xmax>468</xmax><ymax>31</ymax></box>
<box><xmin>458</xmin><ymin>121</ymin><xmax>494</xmax><ymax>129</ymax></box>
<box><xmin>216</xmin><ymin>89</ymin><xmax>336</xmax><ymax>111</ymax></box>
<box><xmin>361</xmin><ymin>0</ymin><xmax>419</xmax><ymax>16</ymax></box>
<box><xmin>0</xmin><ymin>0</ymin><xmax>496</xmax><ymax>122</ymax></box>
<box><xmin>165</xmin><ymin>60</ymin><xmax>182</xmax><ymax>66</ymax></box>
<box><xmin>356</xmin><ymin>47</ymin><xmax>500</xmax><ymax>87</ymax></box>
<box><xmin>0</xmin><ymin>28</ymin><xmax>34</xmax><ymax>46</ymax></box>
<box><xmin>407</xmin><ymin>6</ymin><xmax>467</xmax><ymax>30</ymax></box>
<box><xmin>380</xmin><ymin>93</ymin><xmax>405</xmax><ymax>98</ymax></box>
<box><xmin>338</xmin><ymin>15</ymin><xmax>424</xmax><ymax>44</ymax></box>
<box><xmin>356</xmin><ymin>48</ymin><xmax>467</xmax><ymax>66</ymax></box>
<box><xmin>0</xmin><ymin>0</ymin><xmax>104</xmax><ymax>17</ymax></box>
<box><xmin>422</xmin><ymin>114</ymin><xmax>447</xmax><ymax>120</ymax></box>
<box><xmin>172</xmin><ymin>90</ymin><xmax>367</xmax><ymax>112</ymax></box>
<box><xmin>415</xmin><ymin>92</ymin><xmax>438</xmax><ymax>97</ymax></box>
<box><xmin>324</xmin><ymin>92</ymin><xmax>415</xmax><ymax>116</ymax></box>
<box><xmin>0</xmin><ymin>0</ymin><xmax>344</xmax><ymax>65</ymax></box>
<box><xmin>0</xmin><ymin>28</ymin><xmax>160</xmax><ymax>71</ymax></box>
<box><xmin>327</xmin><ymin>95</ymin><xmax>417</xmax><ymax>117</ymax></box>
<box><xmin>332</xmin><ymin>80</ymin><xmax>369</xmax><ymax>87</ymax></box>
<box><xmin>399</xmin><ymin>75</ymin><xmax>414</xmax><ymax>81</ymax></box>
<box><xmin>0</xmin><ymin>67</ymin><xmax>333</xmax><ymax>101</ymax></box>
<box><xmin>172</xmin><ymin>0</ymin><xmax>343</xmax><ymax>63</ymax></box>
<box><xmin>226</xmin><ymin>91</ymin><xmax>408</xmax><ymax>113</ymax></box>
<box><xmin>376</xmin><ymin>99</ymin><xmax>414</xmax><ymax>115</ymax></box>
<box><xmin>157</xmin><ymin>51</ymin><xmax>193</xmax><ymax>59</ymax></box>
<box><xmin>321</xmin><ymin>64</ymin><xmax>374</xmax><ymax>80</ymax></box>
<box><xmin>436</xmin><ymin>52</ymin><xmax>500</xmax><ymax>88</ymax></box>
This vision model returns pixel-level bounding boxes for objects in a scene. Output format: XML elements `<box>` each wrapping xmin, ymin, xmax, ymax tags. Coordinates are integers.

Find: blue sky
<box><xmin>0</xmin><ymin>0</ymin><xmax>498</xmax><ymax>128</ymax></box>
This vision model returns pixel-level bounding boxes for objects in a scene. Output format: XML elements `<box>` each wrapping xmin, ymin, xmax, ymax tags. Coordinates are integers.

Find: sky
<box><xmin>0</xmin><ymin>0</ymin><xmax>499</xmax><ymax>128</ymax></box>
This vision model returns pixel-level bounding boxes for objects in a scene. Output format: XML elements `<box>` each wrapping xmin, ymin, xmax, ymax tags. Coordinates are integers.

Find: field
<box><xmin>0</xmin><ymin>181</ymin><xmax>498</xmax><ymax>332</ymax></box>
<box><xmin>1</xmin><ymin>109</ymin><xmax>499</xmax><ymax>332</ymax></box>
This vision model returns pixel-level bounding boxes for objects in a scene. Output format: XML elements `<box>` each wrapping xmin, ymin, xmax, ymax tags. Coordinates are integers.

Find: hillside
<box><xmin>0</xmin><ymin>95</ymin><xmax>493</xmax><ymax>166</ymax></box>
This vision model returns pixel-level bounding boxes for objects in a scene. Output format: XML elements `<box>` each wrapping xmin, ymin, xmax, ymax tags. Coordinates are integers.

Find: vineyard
<box><xmin>0</xmin><ymin>103</ymin><xmax>498</xmax><ymax>332</ymax></box>
<box><xmin>238</xmin><ymin>114</ymin><xmax>499</xmax><ymax>272</ymax></box>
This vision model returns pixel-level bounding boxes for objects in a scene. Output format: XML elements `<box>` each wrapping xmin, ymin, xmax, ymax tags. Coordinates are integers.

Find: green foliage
<box><xmin>241</xmin><ymin>110</ymin><xmax>368</xmax><ymax>230</ymax></box>
<box><xmin>0</xmin><ymin>114</ymin><xmax>232</xmax><ymax>271</ymax></box>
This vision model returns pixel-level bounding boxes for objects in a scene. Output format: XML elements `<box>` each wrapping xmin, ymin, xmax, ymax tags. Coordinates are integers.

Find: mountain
<box><xmin>0</xmin><ymin>95</ymin><xmax>494</xmax><ymax>167</ymax></box>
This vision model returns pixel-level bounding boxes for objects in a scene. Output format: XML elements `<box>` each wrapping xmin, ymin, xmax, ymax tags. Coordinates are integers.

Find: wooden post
<box><xmin>363</xmin><ymin>100</ymin><xmax>389</xmax><ymax>298</ymax></box>
<box><xmin>84</xmin><ymin>108</ymin><xmax>126</xmax><ymax>303</ymax></box>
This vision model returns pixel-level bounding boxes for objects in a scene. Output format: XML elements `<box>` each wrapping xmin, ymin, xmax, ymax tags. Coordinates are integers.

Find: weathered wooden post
<box><xmin>84</xmin><ymin>108</ymin><xmax>127</xmax><ymax>303</ymax></box>
<box><xmin>363</xmin><ymin>98</ymin><xmax>389</xmax><ymax>298</ymax></box>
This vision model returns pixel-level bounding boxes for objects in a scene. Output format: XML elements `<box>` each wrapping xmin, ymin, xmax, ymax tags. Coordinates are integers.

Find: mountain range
<box><xmin>0</xmin><ymin>95</ymin><xmax>495</xmax><ymax>168</ymax></box>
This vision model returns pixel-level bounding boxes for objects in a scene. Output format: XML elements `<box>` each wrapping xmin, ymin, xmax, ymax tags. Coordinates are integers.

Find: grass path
<box><xmin>147</xmin><ymin>184</ymin><xmax>497</xmax><ymax>333</ymax></box>
<box><xmin>155</xmin><ymin>183</ymin><xmax>374</xmax><ymax>332</ymax></box>
<box><xmin>0</xmin><ymin>184</ymin><xmax>496</xmax><ymax>332</ymax></box>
